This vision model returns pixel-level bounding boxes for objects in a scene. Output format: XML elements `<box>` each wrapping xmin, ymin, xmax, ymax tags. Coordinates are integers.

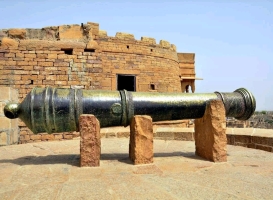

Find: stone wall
<box><xmin>0</xmin><ymin>21</ymin><xmax>196</xmax><ymax>144</ymax></box>
<box><xmin>178</xmin><ymin>53</ymin><xmax>196</xmax><ymax>93</ymax></box>
<box><xmin>0</xmin><ymin>87</ymin><xmax>19</xmax><ymax>145</ymax></box>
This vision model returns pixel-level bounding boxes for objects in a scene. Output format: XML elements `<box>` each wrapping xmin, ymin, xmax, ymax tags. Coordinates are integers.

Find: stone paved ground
<box><xmin>0</xmin><ymin>138</ymin><xmax>273</xmax><ymax>200</ymax></box>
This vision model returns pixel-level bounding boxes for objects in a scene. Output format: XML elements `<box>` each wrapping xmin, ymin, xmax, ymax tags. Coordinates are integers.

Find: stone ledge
<box><xmin>18</xmin><ymin>39</ymin><xmax>86</xmax><ymax>50</ymax></box>
<box><xmin>15</xmin><ymin>125</ymin><xmax>273</xmax><ymax>154</ymax></box>
<box><xmin>99</xmin><ymin>127</ymin><xmax>273</xmax><ymax>153</ymax></box>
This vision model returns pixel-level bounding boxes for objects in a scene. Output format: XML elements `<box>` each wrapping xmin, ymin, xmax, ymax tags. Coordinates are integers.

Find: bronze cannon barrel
<box><xmin>4</xmin><ymin>87</ymin><xmax>256</xmax><ymax>134</ymax></box>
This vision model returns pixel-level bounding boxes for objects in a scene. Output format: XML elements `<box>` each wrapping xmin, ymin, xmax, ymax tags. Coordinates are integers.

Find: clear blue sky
<box><xmin>1</xmin><ymin>0</ymin><xmax>272</xmax><ymax>111</ymax></box>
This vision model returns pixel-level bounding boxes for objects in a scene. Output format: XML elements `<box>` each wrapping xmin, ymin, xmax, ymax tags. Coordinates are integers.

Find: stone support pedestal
<box><xmin>195</xmin><ymin>100</ymin><xmax>227</xmax><ymax>162</ymax></box>
<box><xmin>80</xmin><ymin>114</ymin><xmax>101</xmax><ymax>167</ymax></box>
<box><xmin>129</xmin><ymin>115</ymin><xmax>154</xmax><ymax>165</ymax></box>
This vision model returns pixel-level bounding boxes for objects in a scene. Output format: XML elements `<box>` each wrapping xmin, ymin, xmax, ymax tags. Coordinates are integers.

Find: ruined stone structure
<box><xmin>0</xmin><ymin>21</ymin><xmax>201</xmax><ymax>144</ymax></box>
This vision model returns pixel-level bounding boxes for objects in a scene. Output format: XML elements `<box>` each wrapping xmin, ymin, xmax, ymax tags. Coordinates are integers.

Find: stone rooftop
<box><xmin>0</xmin><ymin>138</ymin><xmax>273</xmax><ymax>199</ymax></box>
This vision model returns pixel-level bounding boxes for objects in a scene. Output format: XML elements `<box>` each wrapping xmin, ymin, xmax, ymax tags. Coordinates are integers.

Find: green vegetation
<box><xmin>261</xmin><ymin>111</ymin><xmax>267</xmax><ymax>115</ymax></box>
<box><xmin>265</xmin><ymin>119</ymin><xmax>273</xmax><ymax>124</ymax></box>
<box><xmin>255</xmin><ymin>111</ymin><xmax>267</xmax><ymax>115</ymax></box>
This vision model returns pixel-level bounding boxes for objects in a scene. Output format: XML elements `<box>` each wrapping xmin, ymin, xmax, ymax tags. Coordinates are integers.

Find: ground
<box><xmin>0</xmin><ymin>138</ymin><xmax>273</xmax><ymax>200</ymax></box>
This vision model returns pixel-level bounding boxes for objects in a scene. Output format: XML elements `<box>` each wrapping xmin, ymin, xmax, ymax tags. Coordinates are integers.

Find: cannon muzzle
<box><xmin>4</xmin><ymin>87</ymin><xmax>256</xmax><ymax>134</ymax></box>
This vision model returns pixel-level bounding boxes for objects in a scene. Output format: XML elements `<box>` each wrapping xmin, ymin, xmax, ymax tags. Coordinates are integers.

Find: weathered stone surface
<box><xmin>80</xmin><ymin>114</ymin><xmax>101</xmax><ymax>167</ymax></box>
<box><xmin>86</xmin><ymin>40</ymin><xmax>99</xmax><ymax>49</ymax></box>
<box><xmin>41</xmin><ymin>134</ymin><xmax>54</xmax><ymax>141</ymax></box>
<box><xmin>87</xmin><ymin>22</ymin><xmax>99</xmax><ymax>36</ymax></box>
<box><xmin>171</xmin><ymin>44</ymin><xmax>176</xmax><ymax>51</ymax></box>
<box><xmin>8</xmin><ymin>29</ymin><xmax>26</xmax><ymax>39</ymax></box>
<box><xmin>0</xmin><ymin>132</ymin><xmax>7</xmax><ymax>146</ymax></box>
<box><xmin>115</xmin><ymin>32</ymin><xmax>135</xmax><ymax>40</ymax></box>
<box><xmin>195</xmin><ymin>100</ymin><xmax>227</xmax><ymax>162</ymax></box>
<box><xmin>141</xmin><ymin>37</ymin><xmax>156</xmax><ymax>45</ymax></box>
<box><xmin>98</xmin><ymin>30</ymin><xmax>107</xmax><ymax>37</ymax></box>
<box><xmin>19</xmin><ymin>39</ymin><xmax>86</xmax><ymax>50</ymax></box>
<box><xmin>26</xmin><ymin>28</ymin><xmax>44</xmax><ymax>40</ymax></box>
<box><xmin>42</xmin><ymin>26</ymin><xmax>58</xmax><ymax>40</ymax></box>
<box><xmin>1</xmin><ymin>138</ymin><xmax>273</xmax><ymax>199</ymax></box>
<box><xmin>129</xmin><ymin>115</ymin><xmax>153</xmax><ymax>164</ymax></box>
<box><xmin>0</xmin><ymin>30</ymin><xmax>7</xmax><ymax>40</ymax></box>
<box><xmin>177</xmin><ymin>53</ymin><xmax>195</xmax><ymax>62</ymax></box>
<box><xmin>0</xmin><ymin>37</ymin><xmax>19</xmax><ymax>48</ymax></box>
<box><xmin>58</xmin><ymin>25</ymin><xmax>84</xmax><ymax>41</ymax></box>
<box><xmin>159</xmin><ymin>40</ymin><xmax>171</xmax><ymax>48</ymax></box>
<box><xmin>0</xmin><ymin>116</ymin><xmax>10</xmax><ymax>129</ymax></box>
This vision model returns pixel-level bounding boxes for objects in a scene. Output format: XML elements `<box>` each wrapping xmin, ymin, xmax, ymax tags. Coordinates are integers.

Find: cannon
<box><xmin>4</xmin><ymin>87</ymin><xmax>256</xmax><ymax>134</ymax></box>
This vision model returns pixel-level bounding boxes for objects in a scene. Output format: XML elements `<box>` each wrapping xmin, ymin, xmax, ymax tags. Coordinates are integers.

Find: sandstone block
<box><xmin>0</xmin><ymin>132</ymin><xmax>7</xmax><ymax>146</ymax></box>
<box><xmin>117</xmin><ymin>132</ymin><xmax>130</xmax><ymax>138</ymax></box>
<box><xmin>30</xmin><ymin>134</ymin><xmax>41</xmax><ymax>140</ymax></box>
<box><xmin>26</xmin><ymin>28</ymin><xmax>44</xmax><ymax>40</ymax></box>
<box><xmin>42</xmin><ymin>26</ymin><xmax>58</xmax><ymax>40</ymax></box>
<box><xmin>86</xmin><ymin>40</ymin><xmax>99</xmax><ymax>50</ymax></box>
<box><xmin>8</xmin><ymin>29</ymin><xmax>26</xmax><ymax>39</ymax></box>
<box><xmin>80</xmin><ymin>114</ymin><xmax>101</xmax><ymax>167</ymax></box>
<box><xmin>195</xmin><ymin>100</ymin><xmax>227</xmax><ymax>162</ymax></box>
<box><xmin>54</xmin><ymin>134</ymin><xmax>63</xmax><ymax>140</ymax></box>
<box><xmin>115</xmin><ymin>32</ymin><xmax>135</xmax><ymax>40</ymax></box>
<box><xmin>129</xmin><ymin>115</ymin><xmax>153</xmax><ymax>165</ymax></box>
<box><xmin>63</xmin><ymin>134</ymin><xmax>73</xmax><ymax>139</ymax></box>
<box><xmin>0</xmin><ymin>87</ymin><xmax>10</xmax><ymax>101</ymax></box>
<box><xmin>0</xmin><ymin>30</ymin><xmax>7</xmax><ymax>39</ymax></box>
<box><xmin>255</xmin><ymin>144</ymin><xmax>272</xmax><ymax>152</ymax></box>
<box><xmin>141</xmin><ymin>37</ymin><xmax>156</xmax><ymax>45</ymax></box>
<box><xmin>174</xmin><ymin>132</ymin><xmax>194</xmax><ymax>141</ymax></box>
<box><xmin>41</xmin><ymin>134</ymin><xmax>54</xmax><ymax>141</ymax></box>
<box><xmin>170</xmin><ymin>44</ymin><xmax>176</xmax><ymax>51</ymax></box>
<box><xmin>0</xmin><ymin>117</ymin><xmax>10</xmax><ymax>129</ymax></box>
<box><xmin>98</xmin><ymin>30</ymin><xmax>107</xmax><ymax>37</ymax></box>
<box><xmin>159</xmin><ymin>40</ymin><xmax>171</xmax><ymax>48</ymax></box>
<box><xmin>177</xmin><ymin>53</ymin><xmax>195</xmax><ymax>62</ymax></box>
<box><xmin>19</xmin><ymin>39</ymin><xmax>86</xmax><ymax>50</ymax></box>
<box><xmin>58</xmin><ymin>25</ymin><xmax>84</xmax><ymax>40</ymax></box>
<box><xmin>0</xmin><ymin>102</ymin><xmax>6</xmax><ymax>115</ymax></box>
<box><xmin>0</xmin><ymin>37</ymin><xmax>19</xmax><ymax>48</ymax></box>
<box><xmin>86</xmin><ymin>22</ymin><xmax>99</xmax><ymax>37</ymax></box>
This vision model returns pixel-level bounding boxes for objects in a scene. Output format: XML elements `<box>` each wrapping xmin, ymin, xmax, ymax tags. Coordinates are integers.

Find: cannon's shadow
<box><xmin>0</xmin><ymin>152</ymin><xmax>208</xmax><ymax>167</ymax></box>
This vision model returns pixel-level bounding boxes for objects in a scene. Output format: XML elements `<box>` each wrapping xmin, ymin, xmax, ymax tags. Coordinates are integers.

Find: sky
<box><xmin>0</xmin><ymin>0</ymin><xmax>272</xmax><ymax>111</ymax></box>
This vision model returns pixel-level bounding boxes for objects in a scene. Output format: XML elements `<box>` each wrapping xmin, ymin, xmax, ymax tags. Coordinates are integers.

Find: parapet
<box><xmin>98</xmin><ymin>30</ymin><xmax>107</xmax><ymax>37</ymax></box>
<box><xmin>97</xmin><ymin>32</ymin><xmax>176</xmax><ymax>50</ymax></box>
<box><xmin>140</xmin><ymin>37</ymin><xmax>156</xmax><ymax>45</ymax></box>
<box><xmin>0</xmin><ymin>21</ymin><xmax>178</xmax><ymax>53</ymax></box>
<box><xmin>177</xmin><ymin>53</ymin><xmax>195</xmax><ymax>63</ymax></box>
<box><xmin>115</xmin><ymin>32</ymin><xmax>135</xmax><ymax>40</ymax></box>
<box><xmin>0</xmin><ymin>22</ymin><xmax>99</xmax><ymax>42</ymax></box>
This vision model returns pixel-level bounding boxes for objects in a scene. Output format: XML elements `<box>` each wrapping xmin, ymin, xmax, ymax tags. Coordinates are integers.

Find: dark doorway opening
<box><xmin>117</xmin><ymin>75</ymin><xmax>136</xmax><ymax>91</ymax></box>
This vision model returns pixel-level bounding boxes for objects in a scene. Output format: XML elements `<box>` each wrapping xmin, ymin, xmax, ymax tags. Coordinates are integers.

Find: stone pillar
<box><xmin>195</xmin><ymin>100</ymin><xmax>227</xmax><ymax>162</ymax></box>
<box><xmin>80</xmin><ymin>114</ymin><xmax>101</xmax><ymax>167</ymax></box>
<box><xmin>0</xmin><ymin>87</ymin><xmax>19</xmax><ymax>146</ymax></box>
<box><xmin>129</xmin><ymin>115</ymin><xmax>153</xmax><ymax>165</ymax></box>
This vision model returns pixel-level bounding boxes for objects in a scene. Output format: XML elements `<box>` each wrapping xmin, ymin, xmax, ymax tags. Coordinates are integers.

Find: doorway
<box><xmin>117</xmin><ymin>74</ymin><xmax>136</xmax><ymax>91</ymax></box>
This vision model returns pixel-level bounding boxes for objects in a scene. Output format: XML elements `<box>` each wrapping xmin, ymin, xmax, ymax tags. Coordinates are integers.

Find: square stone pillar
<box><xmin>80</xmin><ymin>114</ymin><xmax>101</xmax><ymax>167</ymax></box>
<box><xmin>195</xmin><ymin>100</ymin><xmax>227</xmax><ymax>162</ymax></box>
<box><xmin>0</xmin><ymin>87</ymin><xmax>19</xmax><ymax>146</ymax></box>
<box><xmin>129</xmin><ymin>115</ymin><xmax>153</xmax><ymax>165</ymax></box>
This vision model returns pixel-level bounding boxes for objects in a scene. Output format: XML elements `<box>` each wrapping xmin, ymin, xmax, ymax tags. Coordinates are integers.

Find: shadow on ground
<box><xmin>0</xmin><ymin>152</ymin><xmax>207</xmax><ymax>166</ymax></box>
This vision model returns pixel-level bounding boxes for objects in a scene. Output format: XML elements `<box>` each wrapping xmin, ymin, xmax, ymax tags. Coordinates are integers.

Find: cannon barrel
<box><xmin>4</xmin><ymin>87</ymin><xmax>256</xmax><ymax>134</ymax></box>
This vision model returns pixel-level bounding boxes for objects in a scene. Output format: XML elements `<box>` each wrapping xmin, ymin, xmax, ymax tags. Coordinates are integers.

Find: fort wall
<box><xmin>0</xmin><ymin>21</ymin><xmax>196</xmax><ymax>144</ymax></box>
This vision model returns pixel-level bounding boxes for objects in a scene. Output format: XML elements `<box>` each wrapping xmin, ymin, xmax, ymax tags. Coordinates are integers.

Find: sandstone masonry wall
<box><xmin>0</xmin><ymin>21</ymin><xmax>196</xmax><ymax>144</ymax></box>
<box><xmin>0</xmin><ymin>87</ymin><xmax>19</xmax><ymax>145</ymax></box>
